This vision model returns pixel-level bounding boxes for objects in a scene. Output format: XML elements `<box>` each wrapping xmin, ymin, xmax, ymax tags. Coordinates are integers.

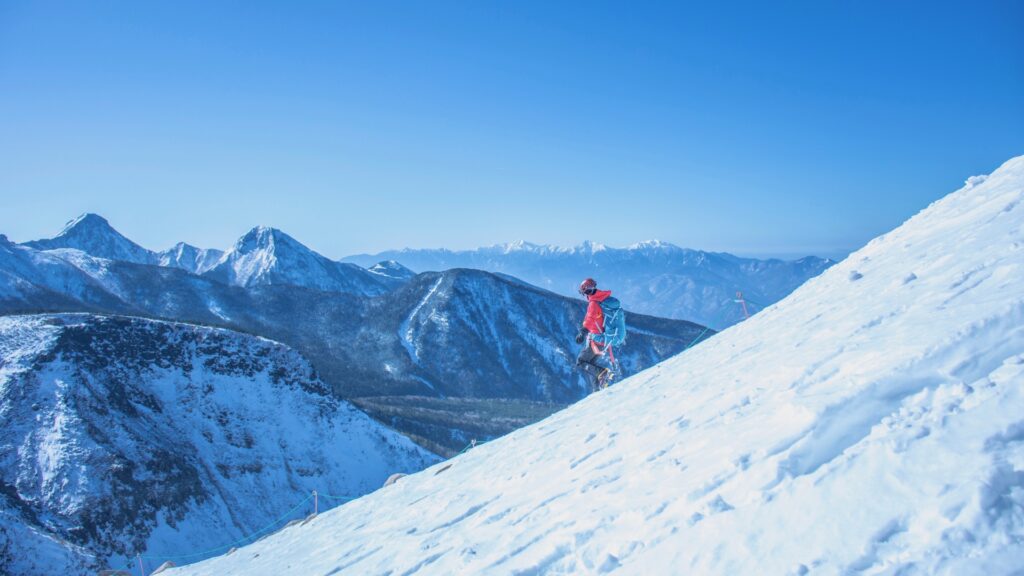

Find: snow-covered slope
<box><xmin>345</xmin><ymin>268</ymin><xmax>704</xmax><ymax>402</ymax></box>
<box><xmin>344</xmin><ymin>240</ymin><xmax>834</xmax><ymax>327</ymax></box>
<box><xmin>171</xmin><ymin>157</ymin><xmax>1024</xmax><ymax>575</ymax></box>
<box><xmin>368</xmin><ymin>259</ymin><xmax>416</xmax><ymax>282</ymax></box>
<box><xmin>203</xmin><ymin>226</ymin><xmax>396</xmax><ymax>295</ymax></box>
<box><xmin>158</xmin><ymin>242</ymin><xmax>224</xmax><ymax>275</ymax></box>
<box><xmin>0</xmin><ymin>314</ymin><xmax>438</xmax><ymax>576</ymax></box>
<box><xmin>23</xmin><ymin>214</ymin><xmax>158</xmax><ymax>265</ymax></box>
<box><xmin>0</xmin><ymin>235</ymin><xmax>128</xmax><ymax>311</ymax></box>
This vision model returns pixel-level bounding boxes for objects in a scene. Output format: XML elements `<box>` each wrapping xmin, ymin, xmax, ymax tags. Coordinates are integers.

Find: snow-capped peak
<box><xmin>56</xmin><ymin>213</ymin><xmax>113</xmax><ymax>237</ymax></box>
<box><xmin>367</xmin><ymin>260</ymin><xmax>416</xmax><ymax>280</ymax></box>
<box><xmin>627</xmin><ymin>239</ymin><xmax>680</xmax><ymax>251</ymax></box>
<box><xmin>23</xmin><ymin>213</ymin><xmax>157</xmax><ymax>265</ymax></box>
<box><xmin>231</xmin><ymin>225</ymin><xmax>294</xmax><ymax>253</ymax></box>
<box><xmin>158</xmin><ymin>242</ymin><xmax>224</xmax><ymax>275</ymax></box>
<box><xmin>502</xmin><ymin>240</ymin><xmax>545</xmax><ymax>253</ymax></box>
<box><xmin>573</xmin><ymin>239</ymin><xmax>608</xmax><ymax>254</ymax></box>
<box><xmin>203</xmin><ymin>226</ymin><xmax>395</xmax><ymax>295</ymax></box>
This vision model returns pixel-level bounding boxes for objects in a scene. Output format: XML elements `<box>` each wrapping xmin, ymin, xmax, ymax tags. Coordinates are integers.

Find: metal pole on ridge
<box><xmin>313</xmin><ymin>490</ymin><xmax>318</xmax><ymax>515</ymax></box>
<box><xmin>735</xmin><ymin>291</ymin><xmax>750</xmax><ymax>320</ymax></box>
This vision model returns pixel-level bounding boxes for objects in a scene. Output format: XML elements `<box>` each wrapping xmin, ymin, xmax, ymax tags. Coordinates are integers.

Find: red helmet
<box><xmin>578</xmin><ymin>278</ymin><xmax>597</xmax><ymax>295</ymax></box>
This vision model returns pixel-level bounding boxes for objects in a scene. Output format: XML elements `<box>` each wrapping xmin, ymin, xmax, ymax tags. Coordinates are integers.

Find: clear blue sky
<box><xmin>1</xmin><ymin>1</ymin><xmax>1021</xmax><ymax>260</ymax></box>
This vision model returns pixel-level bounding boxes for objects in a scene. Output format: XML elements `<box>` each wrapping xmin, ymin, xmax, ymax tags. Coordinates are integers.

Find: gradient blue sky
<box><xmin>1</xmin><ymin>1</ymin><xmax>1021</xmax><ymax>260</ymax></box>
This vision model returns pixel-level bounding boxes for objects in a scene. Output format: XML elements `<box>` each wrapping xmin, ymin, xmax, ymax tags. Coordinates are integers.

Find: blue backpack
<box><xmin>595</xmin><ymin>296</ymin><xmax>627</xmax><ymax>347</ymax></box>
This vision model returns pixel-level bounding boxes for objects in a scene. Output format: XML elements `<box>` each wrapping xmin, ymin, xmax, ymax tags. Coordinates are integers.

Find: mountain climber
<box><xmin>575</xmin><ymin>278</ymin><xmax>627</xmax><ymax>393</ymax></box>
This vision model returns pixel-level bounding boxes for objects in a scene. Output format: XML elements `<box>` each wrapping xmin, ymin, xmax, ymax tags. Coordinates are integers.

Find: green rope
<box><xmin>681</xmin><ymin>299</ymin><xmax>732</xmax><ymax>351</ymax></box>
<box><xmin>685</xmin><ymin>290</ymin><xmax>780</xmax><ymax>350</ymax></box>
<box><xmin>140</xmin><ymin>493</ymin><xmax>313</xmax><ymax>562</ymax></box>
<box><xmin>682</xmin><ymin>325</ymin><xmax>715</xmax><ymax>351</ymax></box>
<box><xmin>455</xmin><ymin>439</ymin><xmax>487</xmax><ymax>456</ymax></box>
<box><xmin>319</xmin><ymin>493</ymin><xmax>357</xmax><ymax>501</ymax></box>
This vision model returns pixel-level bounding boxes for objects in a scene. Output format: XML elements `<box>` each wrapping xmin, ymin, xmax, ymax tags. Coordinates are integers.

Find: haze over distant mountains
<box><xmin>344</xmin><ymin>240</ymin><xmax>835</xmax><ymax>326</ymax></box>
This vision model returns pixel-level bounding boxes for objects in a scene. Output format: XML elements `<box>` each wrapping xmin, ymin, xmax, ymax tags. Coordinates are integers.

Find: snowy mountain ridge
<box><xmin>202</xmin><ymin>226</ymin><xmax>396</xmax><ymax>294</ymax></box>
<box><xmin>0</xmin><ymin>313</ymin><xmax>439</xmax><ymax>575</ymax></box>
<box><xmin>23</xmin><ymin>213</ymin><xmax>158</xmax><ymax>266</ymax></box>
<box><xmin>17</xmin><ymin>215</ymin><xmax>830</xmax><ymax>322</ymax></box>
<box><xmin>171</xmin><ymin>157</ymin><xmax>1024</xmax><ymax>575</ymax></box>
<box><xmin>344</xmin><ymin>239</ymin><xmax>835</xmax><ymax>327</ymax></box>
<box><xmin>157</xmin><ymin>242</ymin><xmax>224</xmax><ymax>275</ymax></box>
<box><xmin>19</xmin><ymin>217</ymin><xmax>400</xmax><ymax>296</ymax></box>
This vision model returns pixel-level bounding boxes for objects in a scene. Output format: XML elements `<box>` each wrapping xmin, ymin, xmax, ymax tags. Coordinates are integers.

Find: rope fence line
<box><xmin>680</xmin><ymin>298</ymin><xmax>732</xmax><ymax>352</ymax></box>
<box><xmin>456</xmin><ymin>438</ymin><xmax>480</xmax><ymax>456</ymax></box>
<box><xmin>679</xmin><ymin>290</ymin><xmax>773</xmax><ymax>352</ymax></box>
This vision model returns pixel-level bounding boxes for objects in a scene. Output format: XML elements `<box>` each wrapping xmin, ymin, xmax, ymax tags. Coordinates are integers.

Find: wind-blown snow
<box><xmin>169</xmin><ymin>155</ymin><xmax>1024</xmax><ymax>575</ymax></box>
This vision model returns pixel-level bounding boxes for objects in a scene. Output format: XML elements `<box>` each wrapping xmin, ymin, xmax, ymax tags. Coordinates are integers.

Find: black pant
<box><xmin>577</xmin><ymin>345</ymin><xmax>606</xmax><ymax>392</ymax></box>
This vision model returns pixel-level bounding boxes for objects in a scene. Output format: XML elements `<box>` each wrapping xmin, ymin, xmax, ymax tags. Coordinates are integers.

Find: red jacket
<box><xmin>583</xmin><ymin>290</ymin><xmax>612</xmax><ymax>334</ymax></box>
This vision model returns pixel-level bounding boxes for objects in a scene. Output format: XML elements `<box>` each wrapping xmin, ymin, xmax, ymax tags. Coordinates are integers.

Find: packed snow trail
<box><xmin>169</xmin><ymin>156</ymin><xmax>1024</xmax><ymax>575</ymax></box>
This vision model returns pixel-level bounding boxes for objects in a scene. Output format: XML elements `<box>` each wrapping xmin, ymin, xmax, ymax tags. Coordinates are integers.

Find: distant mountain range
<box><xmin>19</xmin><ymin>213</ymin><xmax>402</xmax><ymax>296</ymax></box>
<box><xmin>0</xmin><ymin>314</ymin><xmax>437</xmax><ymax>575</ymax></box>
<box><xmin>344</xmin><ymin>240</ymin><xmax>835</xmax><ymax>327</ymax></box>
<box><xmin>1</xmin><ymin>215</ymin><xmax>706</xmax><ymax>454</ymax></box>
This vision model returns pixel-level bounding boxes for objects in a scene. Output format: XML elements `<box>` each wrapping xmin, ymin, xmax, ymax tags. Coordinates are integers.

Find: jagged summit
<box><xmin>368</xmin><ymin>259</ymin><xmax>415</xmax><ymax>280</ymax></box>
<box><xmin>56</xmin><ymin>213</ymin><xmax>115</xmax><ymax>237</ymax></box>
<box><xmin>627</xmin><ymin>239</ymin><xmax>678</xmax><ymax>250</ymax></box>
<box><xmin>231</xmin><ymin>225</ymin><xmax>296</xmax><ymax>253</ymax></box>
<box><xmin>24</xmin><ymin>213</ymin><xmax>157</xmax><ymax>265</ymax></box>
<box><xmin>203</xmin><ymin>226</ymin><xmax>395</xmax><ymax>295</ymax></box>
<box><xmin>158</xmin><ymin>242</ymin><xmax>224</xmax><ymax>275</ymax></box>
<box><xmin>170</xmin><ymin>156</ymin><xmax>1024</xmax><ymax>575</ymax></box>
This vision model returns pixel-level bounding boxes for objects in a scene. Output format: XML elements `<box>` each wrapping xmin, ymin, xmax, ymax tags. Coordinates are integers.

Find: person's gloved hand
<box><xmin>575</xmin><ymin>328</ymin><xmax>587</xmax><ymax>344</ymax></box>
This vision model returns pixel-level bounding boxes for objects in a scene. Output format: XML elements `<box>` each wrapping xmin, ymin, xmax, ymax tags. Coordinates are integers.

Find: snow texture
<box><xmin>0</xmin><ymin>314</ymin><xmax>438</xmax><ymax>575</ymax></box>
<box><xmin>170</xmin><ymin>155</ymin><xmax>1024</xmax><ymax>575</ymax></box>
